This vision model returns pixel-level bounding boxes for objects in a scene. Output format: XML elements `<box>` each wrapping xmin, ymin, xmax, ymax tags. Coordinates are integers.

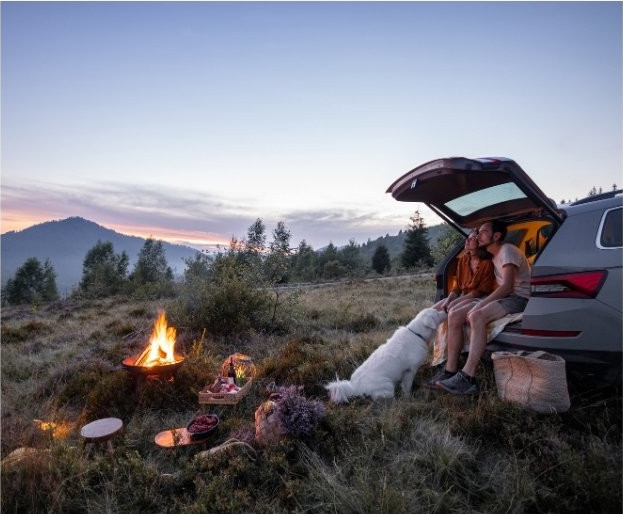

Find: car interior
<box><xmin>442</xmin><ymin>218</ymin><xmax>556</xmax><ymax>295</ymax></box>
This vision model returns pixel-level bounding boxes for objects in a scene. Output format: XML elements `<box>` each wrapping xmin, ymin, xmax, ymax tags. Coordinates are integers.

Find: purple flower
<box><xmin>273</xmin><ymin>386</ymin><xmax>326</xmax><ymax>438</ymax></box>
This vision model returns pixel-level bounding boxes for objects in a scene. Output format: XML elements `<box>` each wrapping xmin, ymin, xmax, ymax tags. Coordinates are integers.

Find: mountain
<box><xmin>1</xmin><ymin>217</ymin><xmax>199</xmax><ymax>295</ymax></box>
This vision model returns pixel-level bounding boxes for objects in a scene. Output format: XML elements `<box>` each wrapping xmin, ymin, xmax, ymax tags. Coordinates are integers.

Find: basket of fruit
<box><xmin>198</xmin><ymin>377</ymin><xmax>253</xmax><ymax>406</ymax></box>
<box><xmin>186</xmin><ymin>414</ymin><xmax>219</xmax><ymax>440</ymax></box>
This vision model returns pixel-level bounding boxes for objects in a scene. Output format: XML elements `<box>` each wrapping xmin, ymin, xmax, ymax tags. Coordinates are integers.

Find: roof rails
<box><xmin>570</xmin><ymin>189</ymin><xmax>622</xmax><ymax>206</ymax></box>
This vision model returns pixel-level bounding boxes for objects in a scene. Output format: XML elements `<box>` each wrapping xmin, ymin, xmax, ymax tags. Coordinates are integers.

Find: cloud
<box><xmin>1</xmin><ymin>180</ymin><xmax>428</xmax><ymax>249</ymax></box>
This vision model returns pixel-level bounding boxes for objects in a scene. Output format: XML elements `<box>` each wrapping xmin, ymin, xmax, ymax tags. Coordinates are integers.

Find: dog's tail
<box><xmin>325</xmin><ymin>379</ymin><xmax>357</xmax><ymax>404</ymax></box>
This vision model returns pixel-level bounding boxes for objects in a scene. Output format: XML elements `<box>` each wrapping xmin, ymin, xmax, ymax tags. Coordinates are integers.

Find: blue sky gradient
<box><xmin>2</xmin><ymin>2</ymin><xmax>621</xmax><ymax>250</ymax></box>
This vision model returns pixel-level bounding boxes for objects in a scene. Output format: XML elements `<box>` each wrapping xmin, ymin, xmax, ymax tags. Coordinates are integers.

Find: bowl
<box><xmin>186</xmin><ymin>414</ymin><xmax>219</xmax><ymax>440</ymax></box>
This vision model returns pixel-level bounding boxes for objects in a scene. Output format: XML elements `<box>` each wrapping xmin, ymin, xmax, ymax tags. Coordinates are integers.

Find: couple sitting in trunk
<box><xmin>429</xmin><ymin>220</ymin><xmax>531</xmax><ymax>395</ymax></box>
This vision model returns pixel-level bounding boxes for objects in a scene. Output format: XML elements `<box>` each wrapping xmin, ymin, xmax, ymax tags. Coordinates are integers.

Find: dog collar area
<box><xmin>407</xmin><ymin>327</ymin><xmax>428</xmax><ymax>341</ymax></box>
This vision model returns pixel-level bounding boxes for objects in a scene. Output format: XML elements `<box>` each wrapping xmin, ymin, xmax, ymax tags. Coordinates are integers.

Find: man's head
<box><xmin>477</xmin><ymin>220</ymin><xmax>507</xmax><ymax>249</ymax></box>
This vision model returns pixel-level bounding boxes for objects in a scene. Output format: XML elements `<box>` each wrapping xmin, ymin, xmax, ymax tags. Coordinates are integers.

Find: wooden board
<box><xmin>198</xmin><ymin>378</ymin><xmax>253</xmax><ymax>406</ymax></box>
<box><xmin>154</xmin><ymin>428</ymin><xmax>211</xmax><ymax>448</ymax></box>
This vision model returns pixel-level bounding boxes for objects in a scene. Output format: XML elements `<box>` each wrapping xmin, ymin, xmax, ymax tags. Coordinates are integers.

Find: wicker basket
<box><xmin>198</xmin><ymin>378</ymin><xmax>253</xmax><ymax>406</ymax></box>
<box><xmin>491</xmin><ymin>350</ymin><xmax>570</xmax><ymax>413</ymax></box>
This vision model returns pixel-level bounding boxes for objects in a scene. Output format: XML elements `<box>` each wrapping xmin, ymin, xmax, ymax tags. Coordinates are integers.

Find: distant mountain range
<box><xmin>1</xmin><ymin>217</ymin><xmax>199</xmax><ymax>295</ymax></box>
<box><xmin>1</xmin><ymin>216</ymin><xmax>451</xmax><ymax>295</ymax></box>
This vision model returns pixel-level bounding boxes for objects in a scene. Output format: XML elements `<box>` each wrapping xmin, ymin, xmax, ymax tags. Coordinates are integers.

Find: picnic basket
<box><xmin>491</xmin><ymin>350</ymin><xmax>570</xmax><ymax>413</ymax></box>
<box><xmin>198</xmin><ymin>378</ymin><xmax>253</xmax><ymax>406</ymax></box>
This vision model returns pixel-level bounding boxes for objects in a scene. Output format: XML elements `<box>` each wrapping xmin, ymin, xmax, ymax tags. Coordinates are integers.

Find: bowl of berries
<box><xmin>186</xmin><ymin>414</ymin><xmax>219</xmax><ymax>440</ymax></box>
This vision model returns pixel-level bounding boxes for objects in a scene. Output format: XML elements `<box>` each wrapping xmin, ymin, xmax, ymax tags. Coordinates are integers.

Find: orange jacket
<box><xmin>451</xmin><ymin>253</ymin><xmax>495</xmax><ymax>297</ymax></box>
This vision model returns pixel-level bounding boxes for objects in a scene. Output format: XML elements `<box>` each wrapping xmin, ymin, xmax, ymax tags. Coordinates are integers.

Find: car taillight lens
<box><xmin>530</xmin><ymin>270</ymin><xmax>607</xmax><ymax>298</ymax></box>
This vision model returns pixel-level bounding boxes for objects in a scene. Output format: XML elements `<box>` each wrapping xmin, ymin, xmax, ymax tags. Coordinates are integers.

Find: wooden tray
<box><xmin>155</xmin><ymin>428</ymin><xmax>211</xmax><ymax>448</ymax></box>
<box><xmin>198</xmin><ymin>378</ymin><xmax>253</xmax><ymax>406</ymax></box>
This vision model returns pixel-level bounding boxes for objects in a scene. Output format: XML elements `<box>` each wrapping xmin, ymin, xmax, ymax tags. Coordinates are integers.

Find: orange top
<box><xmin>451</xmin><ymin>253</ymin><xmax>495</xmax><ymax>297</ymax></box>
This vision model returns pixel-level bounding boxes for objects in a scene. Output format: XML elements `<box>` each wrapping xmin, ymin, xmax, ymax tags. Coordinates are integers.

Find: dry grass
<box><xmin>1</xmin><ymin>276</ymin><xmax>620</xmax><ymax>513</ymax></box>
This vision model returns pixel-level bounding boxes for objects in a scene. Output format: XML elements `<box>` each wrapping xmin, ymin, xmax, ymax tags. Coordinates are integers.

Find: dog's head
<box><xmin>408</xmin><ymin>308</ymin><xmax>447</xmax><ymax>340</ymax></box>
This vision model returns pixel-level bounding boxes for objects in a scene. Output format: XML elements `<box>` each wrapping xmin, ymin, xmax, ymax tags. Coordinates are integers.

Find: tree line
<box><xmin>2</xmin><ymin>210</ymin><xmax>462</xmax><ymax>306</ymax></box>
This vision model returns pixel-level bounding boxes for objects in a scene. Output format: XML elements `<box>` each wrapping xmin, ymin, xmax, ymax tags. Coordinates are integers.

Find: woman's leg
<box><xmin>445</xmin><ymin>301</ymin><xmax>476</xmax><ymax>372</ymax></box>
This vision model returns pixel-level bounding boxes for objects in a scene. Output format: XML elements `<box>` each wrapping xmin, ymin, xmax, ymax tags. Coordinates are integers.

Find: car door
<box><xmin>386</xmin><ymin>157</ymin><xmax>563</xmax><ymax>231</ymax></box>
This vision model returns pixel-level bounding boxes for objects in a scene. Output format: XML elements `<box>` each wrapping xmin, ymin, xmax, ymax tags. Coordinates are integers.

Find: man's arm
<box><xmin>468</xmin><ymin>264</ymin><xmax>517</xmax><ymax>313</ymax></box>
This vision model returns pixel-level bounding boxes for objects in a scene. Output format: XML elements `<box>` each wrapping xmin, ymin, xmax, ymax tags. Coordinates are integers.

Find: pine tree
<box><xmin>42</xmin><ymin>259</ymin><xmax>60</xmax><ymax>301</ymax></box>
<box><xmin>4</xmin><ymin>257</ymin><xmax>59</xmax><ymax>305</ymax></box>
<box><xmin>130</xmin><ymin>238</ymin><xmax>173</xmax><ymax>284</ymax></box>
<box><xmin>80</xmin><ymin>240</ymin><xmax>129</xmax><ymax>298</ymax></box>
<box><xmin>338</xmin><ymin>239</ymin><xmax>362</xmax><ymax>275</ymax></box>
<box><xmin>293</xmin><ymin>240</ymin><xmax>317</xmax><ymax>282</ymax></box>
<box><xmin>265</xmin><ymin>221</ymin><xmax>292</xmax><ymax>284</ymax></box>
<box><xmin>245</xmin><ymin>218</ymin><xmax>266</xmax><ymax>255</ymax></box>
<box><xmin>371</xmin><ymin>245</ymin><xmax>391</xmax><ymax>274</ymax></box>
<box><xmin>400</xmin><ymin>210</ymin><xmax>434</xmax><ymax>269</ymax></box>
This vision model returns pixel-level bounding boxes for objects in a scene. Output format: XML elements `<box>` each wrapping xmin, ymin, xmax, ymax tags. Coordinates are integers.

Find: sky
<box><xmin>2</xmin><ymin>1</ymin><xmax>621</xmax><ymax>251</ymax></box>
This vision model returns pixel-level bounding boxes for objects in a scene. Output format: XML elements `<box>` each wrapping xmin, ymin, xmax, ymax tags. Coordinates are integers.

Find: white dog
<box><xmin>326</xmin><ymin>308</ymin><xmax>447</xmax><ymax>403</ymax></box>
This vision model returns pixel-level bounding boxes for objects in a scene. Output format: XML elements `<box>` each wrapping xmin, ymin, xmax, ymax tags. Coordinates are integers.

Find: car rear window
<box><xmin>599</xmin><ymin>207</ymin><xmax>622</xmax><ymax>248</ymax></box>
<box><xmin>444</xmin><ymin>182</ymin><xmax>527</xmax><ymax>216</ymax></box>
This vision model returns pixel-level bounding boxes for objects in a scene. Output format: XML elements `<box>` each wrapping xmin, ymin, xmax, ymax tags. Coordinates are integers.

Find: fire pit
<box><xmin>123</xmin><ymin>311</ymin><xmax>184</xmax><ymax>383</ymax></box>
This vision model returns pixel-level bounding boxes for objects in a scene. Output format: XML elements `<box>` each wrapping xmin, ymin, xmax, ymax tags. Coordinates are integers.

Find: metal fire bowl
<box><xmin>122</xmin><ymin>354</ymin><xmax>185</xmax><ymax>376</ymax></box>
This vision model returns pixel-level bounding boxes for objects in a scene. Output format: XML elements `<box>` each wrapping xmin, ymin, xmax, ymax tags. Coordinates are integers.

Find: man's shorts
<box><xmin>496</xmin><ymin>294</ymin><xmax>529</xmax><ymax>315</ymax></box>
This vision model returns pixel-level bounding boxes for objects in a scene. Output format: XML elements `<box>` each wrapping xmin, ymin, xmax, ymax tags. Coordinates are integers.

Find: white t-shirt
<box><xmin>492</xmin><ymin>244</ymin><xmax>531</xmax><ymax>299</ymax></box>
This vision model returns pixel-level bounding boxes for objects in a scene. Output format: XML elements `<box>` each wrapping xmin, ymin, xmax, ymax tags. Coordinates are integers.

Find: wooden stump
<box><xmin>80</xmin><ymin>417</ymin><xmax>123</xmax><ymax>456</ymax></box>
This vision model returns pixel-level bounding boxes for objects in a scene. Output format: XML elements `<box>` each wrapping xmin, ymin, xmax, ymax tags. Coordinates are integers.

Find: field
<box><xmin>1</xmin><ymin>276</ymin><xmax>621</xmax><ymax>514</ymax></box>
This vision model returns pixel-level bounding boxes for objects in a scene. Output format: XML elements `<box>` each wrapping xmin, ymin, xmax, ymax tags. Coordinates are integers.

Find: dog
<box><xmin>326</xmin><ymin>308</ymin><xmax>447</xmax><ymax>403</ymax></box>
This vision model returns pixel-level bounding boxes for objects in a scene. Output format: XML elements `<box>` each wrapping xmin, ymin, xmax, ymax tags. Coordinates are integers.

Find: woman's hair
<box><xmin>476</xmin><ymin>246</ymin><xmax>493</xmax><ymax>260</ymax></box>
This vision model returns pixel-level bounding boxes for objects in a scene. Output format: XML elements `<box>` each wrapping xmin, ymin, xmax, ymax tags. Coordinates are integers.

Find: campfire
<box><xmin>122</xmin><ymin>311</ymin><xmax>184</xmax><ymax>379</ymax></box>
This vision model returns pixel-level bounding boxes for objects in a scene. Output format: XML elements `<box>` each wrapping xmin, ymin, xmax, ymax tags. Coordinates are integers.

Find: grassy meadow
<box><xmin>1</xmin><ymin>275</ymin><xmax>621</xmax><ymax>513</ymax></box>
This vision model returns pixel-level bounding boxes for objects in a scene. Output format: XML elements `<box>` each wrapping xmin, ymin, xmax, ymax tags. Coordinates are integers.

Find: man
<box><xmin>428</xmin><ymin>220</ymin><xmax>531</xmax><ymax>394</ymax></box>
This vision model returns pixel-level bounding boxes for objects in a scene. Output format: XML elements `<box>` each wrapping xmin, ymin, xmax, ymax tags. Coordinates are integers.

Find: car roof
<box><xmin>560</xmin><ymin>194</ymin><xmax>622</xmax><ymax>216</ymax></box>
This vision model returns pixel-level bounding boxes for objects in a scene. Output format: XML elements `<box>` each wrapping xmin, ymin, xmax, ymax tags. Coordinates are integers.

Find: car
<box><xmin>386</xmin><ymin>157</ymin><xmax>622</xmax><ymax>384</ymax></box>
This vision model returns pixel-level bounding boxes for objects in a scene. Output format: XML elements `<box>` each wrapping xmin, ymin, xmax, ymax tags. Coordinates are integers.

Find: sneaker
<box><xmin>437</xmin><ymin>370</ymin><xmax>478</xmax><ymax>395</ymax></box>
<box><xmin>423</xmin><ymin>369</ymin><xmax>457</xmax><ymax>389</ymax></box>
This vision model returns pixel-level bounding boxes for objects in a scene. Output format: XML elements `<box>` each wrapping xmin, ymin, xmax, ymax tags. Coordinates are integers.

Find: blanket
<box><xmin>431</xmin><ymin>312</ymin><xmax>523</xmax><ymax>367</ymax></box>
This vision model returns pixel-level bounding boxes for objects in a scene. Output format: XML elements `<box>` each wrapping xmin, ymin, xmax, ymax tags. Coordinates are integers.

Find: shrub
<box><xmin>174</xmin><ymin>252</ymin><xmax>273</xmax><ymax>336</ymax></box>
<box><xmin>1</xmin><ymin>320</ymin><xmax>52</xmax><ymax>344</ymax></box>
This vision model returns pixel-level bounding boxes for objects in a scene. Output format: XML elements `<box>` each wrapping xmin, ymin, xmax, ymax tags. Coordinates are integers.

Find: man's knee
<box><xmin>467</xmin><ymin>309</ymin><xmax>487</xmax><ymax>327</ymax></box>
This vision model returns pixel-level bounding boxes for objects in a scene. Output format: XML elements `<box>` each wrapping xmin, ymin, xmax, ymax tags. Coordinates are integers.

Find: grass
<box><xmin>1</xmin><ymin>275</ymin><xmax>621</xmax><ymax>513</ymax></box>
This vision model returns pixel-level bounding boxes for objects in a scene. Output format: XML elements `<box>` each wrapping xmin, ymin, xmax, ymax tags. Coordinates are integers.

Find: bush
<box><xmin>173</xmin><ymin>252</ymin><xmax>273</xmax><ymax>336</ymax></box>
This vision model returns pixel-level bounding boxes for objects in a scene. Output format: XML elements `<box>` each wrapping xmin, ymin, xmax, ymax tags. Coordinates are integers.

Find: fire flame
<box><xmin>135</xmin><ymin>312</ymin><xmax>179</xmax><ymax>367</ymax></box>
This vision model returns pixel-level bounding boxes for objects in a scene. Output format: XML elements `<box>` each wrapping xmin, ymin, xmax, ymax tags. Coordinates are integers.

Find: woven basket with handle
<box><xmin>491</xmin><ymin>350</ymin><xmax>571</xmax><ymax>413</ymax></box>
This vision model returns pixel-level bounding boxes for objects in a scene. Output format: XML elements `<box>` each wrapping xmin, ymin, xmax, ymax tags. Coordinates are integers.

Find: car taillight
<box><xmin>530</xmin><ymin>270</ymin><xmax>607</xmax><ymax>299</ymax></box>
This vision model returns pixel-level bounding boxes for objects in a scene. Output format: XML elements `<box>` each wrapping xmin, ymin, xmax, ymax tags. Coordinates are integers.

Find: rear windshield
<box><xmin>445</xmin><ymin>182</ymin><xmax>526</xmax><ymax>216</ymax></box>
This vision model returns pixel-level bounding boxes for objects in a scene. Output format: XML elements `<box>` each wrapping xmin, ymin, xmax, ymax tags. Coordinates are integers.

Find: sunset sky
<box><xmin>2</xmin><ymin>1</ymin><xmax>621</xmax><ymax>251</ymax></box>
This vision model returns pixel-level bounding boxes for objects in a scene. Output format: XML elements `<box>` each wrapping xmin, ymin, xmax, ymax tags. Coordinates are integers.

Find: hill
<box><xmin>1</xmin><ymin>217</ymin><xmax>199</xmax><ymax>294</ymax></box>
<box><xmin>359</xmin><ymin>223</ymin><xmax>447</xmax><ymax>263</ymax></box>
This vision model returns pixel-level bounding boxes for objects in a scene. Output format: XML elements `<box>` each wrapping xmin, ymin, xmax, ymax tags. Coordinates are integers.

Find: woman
<box><xmin>433</xmin><ymin>230</ymin><xmax>495</xmax><ymax>313</ymax></box>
